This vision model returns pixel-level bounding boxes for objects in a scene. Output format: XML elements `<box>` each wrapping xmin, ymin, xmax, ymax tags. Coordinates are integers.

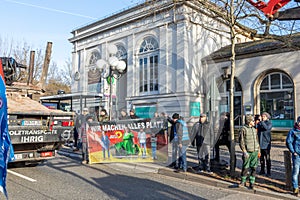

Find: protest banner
<box><xmin>87</xmin><ymin>118</ymin><xmax>168</xmax><ymax>164</ymax></box>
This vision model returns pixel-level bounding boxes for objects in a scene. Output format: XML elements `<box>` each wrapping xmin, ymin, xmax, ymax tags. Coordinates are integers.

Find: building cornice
<box><xmin>202</xmin><ymin>34</ymin><xmax>300</xmax><ymax>64</ymax></box>
<box><xmin>69</xmin><ymin>0</ymin><xmax>181</xmax><ymax>43</ymax></box>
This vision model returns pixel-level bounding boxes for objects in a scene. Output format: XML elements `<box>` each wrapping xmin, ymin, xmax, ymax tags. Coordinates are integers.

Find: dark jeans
<box><xmin>178</xmin><ymin>145</ymin><xmax>187</xmax><ymax>171</ymax></box>
<box><xmin>82</xmin><ymin>142</ymin><xmax>89</xmax><ymax>162</ymax></box>
<box><xmin>171</xmin><ymin>141</ymin><xmax>179</xmax><ymax>167</ymax></box>
<box><xmin>215</xmin><ymin>140</ymin><xmax>236</xmax><ymax>168</ymax></box>
<box><xmin>260</xmin><ymin>148</ymin><xmax>271</xmax><ymax>174</ymax></box>
<box><xmin>73</xmin><ymin>133</ymin><xmax>78</xmax><ymax>148</ymax></box>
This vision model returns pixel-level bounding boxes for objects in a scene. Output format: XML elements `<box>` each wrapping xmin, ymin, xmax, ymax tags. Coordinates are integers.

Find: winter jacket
<box><xmin>286</xmin><ymin>124</ymin><xmax>300</xmax><ymax>155</ymax></box>
<box><xmin>239</xmin><ymin>125</ymin><xmax>260</xmax><ymax>153</ymax></box>
<box><xmin>257</xmin><ymin>120</ymin><xmax>272</xmax><ymax>150</ymax></box>
<box><xmin>190</xmin><ymin>121</ymin><xmax>213</xmax><ymax>147</ymax></box>
<box><xmin>167</xmin><ymin>117</ymin><xmax>183</xmax><ymax>144</ymax></box>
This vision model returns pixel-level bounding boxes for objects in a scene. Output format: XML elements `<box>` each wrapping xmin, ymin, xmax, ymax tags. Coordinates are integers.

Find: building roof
<box><xmin>203</xmin><ymin>33</ymin><xmax>300</xmax><ymax>63</ymax></box>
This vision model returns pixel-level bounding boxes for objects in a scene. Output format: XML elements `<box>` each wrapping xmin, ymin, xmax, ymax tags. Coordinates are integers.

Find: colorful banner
<box><xmin>87</xmin><ymin>118</ymin><xmax>168</xmax><ymax>164</ymax></box>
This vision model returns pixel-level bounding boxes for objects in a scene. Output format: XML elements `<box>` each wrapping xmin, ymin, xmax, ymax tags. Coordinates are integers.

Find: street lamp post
<box><xmin>96</xmin><ymin>44</ymin><xmax>127</xmax><ymax>120</ymax></box>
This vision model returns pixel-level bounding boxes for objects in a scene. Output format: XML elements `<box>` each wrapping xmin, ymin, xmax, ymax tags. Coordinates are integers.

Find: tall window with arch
<box><xmin>138</xmin><ymin>36</ymin><xmax>159</xmax><ymax>94</ymax></box>
<box><xmin>260</xmin><ymin>72</ymin><xmax>294</xmax><ymax>127</ymax></box>
<box><xmin>88</xmin><ymin>50</ymin><xmax>102</xmax><ymax>86</ymax></box>
<box><xmin>116</xmin><ymin>45</ymin><xmax>127</xmax><ymax>62</ymax></box>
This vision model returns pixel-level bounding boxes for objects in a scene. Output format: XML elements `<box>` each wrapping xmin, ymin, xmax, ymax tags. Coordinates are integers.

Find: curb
<box><xmin>157</xmin><ymin>168</ymin><xmax>298</xmax><ymax>200</ymax></box>
<box><xmin>57</xmin><ymin>149</ymin><xmax>82</xmax><ymax>160</ymax></box>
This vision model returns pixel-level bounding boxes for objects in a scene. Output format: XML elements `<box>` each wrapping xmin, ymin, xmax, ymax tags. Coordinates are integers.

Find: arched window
<box><xmin>138</xmin><ymin>36</ymin><xmax>159</xmax><ymax>94</ymax></box>
<box><xmin>87</xmin><ymin>50</ymin><xmax>102</xmax><ymax>91</ymax></box>
<box><xmin>260</xmin><ymin>72</ymin><xmax>294</xmax><ymax>123</ymax></box>
<box><xmin>116</xmin><ymin>45</ymin><xmax>127</xmax><ymax>60</ymax></box>
<box><xmin>89</xmin><ymin>51</ymin><xmax>101</xmax><ymax>66</ymax></box>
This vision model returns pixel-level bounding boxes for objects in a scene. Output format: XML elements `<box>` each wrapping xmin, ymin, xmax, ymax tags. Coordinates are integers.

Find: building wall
<box><xmin>206</xmin><ymin>50</ymin><xmax>300</xmax><ymax>127</ymax></box>
<box><xmin>69</xmin><ymin>0</ymin><xmax>250</xmax><ymax>119</ymax></box>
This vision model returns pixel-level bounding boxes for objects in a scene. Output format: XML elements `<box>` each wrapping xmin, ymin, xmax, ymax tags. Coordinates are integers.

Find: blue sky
<box><xmin>0</xmin><ymin>0</ymin><xmax>142</xmax><ymax>67</ymax></box>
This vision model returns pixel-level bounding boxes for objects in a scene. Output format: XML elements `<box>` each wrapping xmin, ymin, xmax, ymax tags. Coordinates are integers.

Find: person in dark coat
<box><xmin>257</xmin><ymin>112</ymin><xmax>272</xmax><ymax>176</ymax></box>
<box><xmin>214</xmin><ymin>112</ymin><xmax>236</xmax><ymax>168</ymax></box>
<box><xmin>167</xmin><ymin>113</ymin><xmax>183</xmax><ymax>169</ymax></box>
<box><xmin>190</xmin><ymin>113</ymin><xmax>213</xmax><ymax>173</ymax></box>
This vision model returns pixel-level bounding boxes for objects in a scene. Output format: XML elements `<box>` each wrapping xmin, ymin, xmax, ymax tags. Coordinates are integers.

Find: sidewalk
<box><xmin>58</xmin><ymin>141</ymin><xmax>298</xmax><ymax>200</ymax></box>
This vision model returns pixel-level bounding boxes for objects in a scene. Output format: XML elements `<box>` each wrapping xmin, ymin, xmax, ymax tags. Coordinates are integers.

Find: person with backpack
<box><xmin>239</xmin><ymin>114</ymin><xmax>260</xmax><ymax>190</ymax></box>
<box><xmin>190</xmin><ymin>113</ymin><xmax>213</xmax><ymax>173</ymax></box>
<box><xmin>286</xmin><ymin>116</ymin><xmax>300</xmax><ymax>196</ymax></box>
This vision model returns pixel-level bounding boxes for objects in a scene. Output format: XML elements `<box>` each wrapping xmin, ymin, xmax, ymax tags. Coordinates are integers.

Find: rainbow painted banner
<box><xmin>87</xmin><ymin>118</ymin><xmax>168</xmax><ymax>164</ymax></box>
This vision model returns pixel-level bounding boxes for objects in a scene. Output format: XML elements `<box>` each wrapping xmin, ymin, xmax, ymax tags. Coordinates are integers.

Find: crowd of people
<box><xmin>166</xmin><ymin>111</ymin><xmax>273</xmax><ymax>192</ymax></box>
<box><xmin>72</xmin><ymin>107</ymin><xmax>300</xmax><ymax>196</ymax></box>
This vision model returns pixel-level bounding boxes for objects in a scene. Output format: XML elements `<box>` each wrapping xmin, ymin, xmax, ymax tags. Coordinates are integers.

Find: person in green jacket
<box><xmin>239</xmin><ymin>114</ymin><xmax>260</xmax><ymax>190</ymax></box>
<box><xmin>123</xmin><ymin>127</ymin><xmax>135</xmax><ymax>155</ymax></box>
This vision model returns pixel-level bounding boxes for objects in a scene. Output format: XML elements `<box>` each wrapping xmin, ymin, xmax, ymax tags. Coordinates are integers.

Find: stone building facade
<box><xmin>69</xmin><ymin>0</ymin><xmax>251</xmax><ymax>119</ymax></box>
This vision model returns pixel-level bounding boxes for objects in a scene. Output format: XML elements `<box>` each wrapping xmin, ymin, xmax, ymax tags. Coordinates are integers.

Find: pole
<box><xmin>27</xmin><ymin>51</ymin><xmax>35</xmax><ymax>85</ymax></box>
<box><xmin>40</xmin><ymin>42</ymin><xmax>52</xmax><ymax>90</ymax></box>
<box><xmin>284</xmin><ymin>150</ymin><xmax>292</xmax><ymax>190</ymax></box>
<box><xmin>109</xmin><ymin>68</ymin><xmax>113</xmax><ymax>120</ymax></box>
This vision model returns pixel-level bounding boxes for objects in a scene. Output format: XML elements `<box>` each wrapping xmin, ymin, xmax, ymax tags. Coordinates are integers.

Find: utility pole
<box><xmin>27</xmin><ymin>51</ymin><xmax>35</xmax><ymax>85</ymax></box>
<box><xmin>39</xmin><ymin>42</ymin><xmax>52</xmax><ymax>90</ymax></box>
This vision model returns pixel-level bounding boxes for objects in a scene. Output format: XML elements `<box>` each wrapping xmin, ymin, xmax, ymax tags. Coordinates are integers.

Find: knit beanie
<box><xmin>245</xmin><ymin>114</ymin><xmax>254</xmax><ymax>125</ymax></box>
<box><xmin>261</xmin><ymin>112</ymin><xmax>271</xmax><ymax>119</ymax></box>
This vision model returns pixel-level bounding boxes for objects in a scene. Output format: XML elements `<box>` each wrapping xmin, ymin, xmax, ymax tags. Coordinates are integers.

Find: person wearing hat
<box><xmin>190</xmin><ymin>113</ymin><xmax>214</xmax><ymax>173</ymax></box>
<box><xmin>257</xmin><ymin>112</ymin><xmax>272</xmax><ymax>176</ymax></box>
<box><xmin>286</xmin><ymin>116</ymin><xmax>300</xmax><ymax>196</ymax></box>
<box><xmin>238</xmin><ymin>114</ymin><xmax>260</xmax><ymax>190</ymax></box>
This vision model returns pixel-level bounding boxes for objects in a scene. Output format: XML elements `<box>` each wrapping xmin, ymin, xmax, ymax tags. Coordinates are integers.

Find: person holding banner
<box><xmin>99</xmin><ymin>109</ymin><xmax>109</xmax><ymax>122</ymax></box>
<box><xmin>80</xmin><ymin>113</ymin><xmax>94</xmax><ymax>164</ymax></box>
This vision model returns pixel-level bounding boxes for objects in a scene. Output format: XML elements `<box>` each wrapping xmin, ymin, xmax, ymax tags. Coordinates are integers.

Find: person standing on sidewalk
<box><xmin>80</xmin><ymin>111</ymin><xmax>93</xmax><ymax>164</ymax></box>
<box><xmin>239</xmin><ymin>114</ymin><xmax>260</xmax><ymax>190</ymax></box>
<box><xmin>257</xmin><ymin>112</ymin><xmax>272</xmax><ymax>176</ymax></box>
<box><xmin>286</xmin><ymin>116</ymin><xmax>300</xmax><ymax>196</ymax></box>
<box><xmin>167</xmin><ymin>113</ymin><xmax>182</xmax><ymax>169</ymax></box>
<box><xmin>190</xmin><ymin>113</ymin><xmax>213</xmax><ymax>173</ymax></box>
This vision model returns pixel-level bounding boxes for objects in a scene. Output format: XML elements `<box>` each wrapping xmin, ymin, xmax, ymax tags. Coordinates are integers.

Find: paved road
<box><xmin>4</xmin><ymin>154</ymin><xmax>283</xmax><ymax>200</ymax></box>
